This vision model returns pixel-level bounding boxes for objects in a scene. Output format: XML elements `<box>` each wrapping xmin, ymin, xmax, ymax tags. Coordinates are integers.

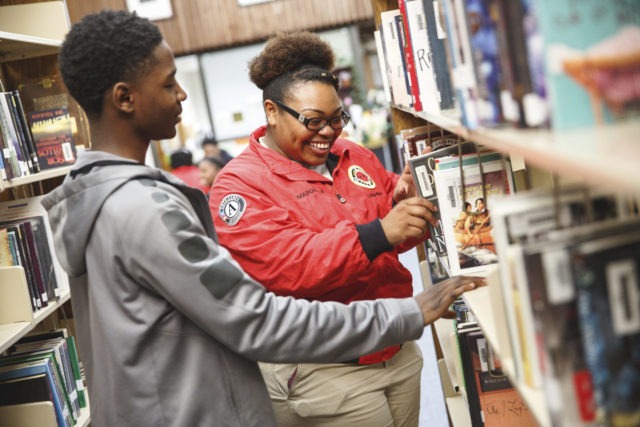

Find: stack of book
<box><xmin>0</xmin><ymin>329</ymin><xmax>86</xmax><ymax>427</ymax></box>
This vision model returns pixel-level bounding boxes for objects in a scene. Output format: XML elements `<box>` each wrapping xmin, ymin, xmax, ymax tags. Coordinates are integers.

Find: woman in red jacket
<box><xmin>210</xmin><ymin>32</ymin><xmax>441</xmax><ymax>427</ymax></box>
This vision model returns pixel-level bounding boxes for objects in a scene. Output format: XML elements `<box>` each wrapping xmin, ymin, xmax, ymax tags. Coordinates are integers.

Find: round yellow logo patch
<box><xmin>348</xmin><ymin>165</ymin><xmax>376</xmax><ymax>189</ymax></box>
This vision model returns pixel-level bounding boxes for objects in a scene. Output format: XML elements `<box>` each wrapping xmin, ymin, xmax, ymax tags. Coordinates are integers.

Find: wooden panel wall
<box><xmin>63</xmin><ymin>0</ymin><xmax>374</xmax><ymax>56</ymax></box>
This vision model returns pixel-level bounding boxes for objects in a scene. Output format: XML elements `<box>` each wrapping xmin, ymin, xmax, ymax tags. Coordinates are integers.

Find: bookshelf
<box><xmin>370</xmin><ymin>0</ymin><xmax>640</xmax><ymax>425</ymax></box>
<box><xmin>0</xmin><ymin>2</ymin><xmax>90</xmax><ymax>426</ymax></box>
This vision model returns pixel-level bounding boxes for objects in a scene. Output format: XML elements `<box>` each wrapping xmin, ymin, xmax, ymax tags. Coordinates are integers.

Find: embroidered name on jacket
<box><xmin>348</xmin><ymin>165</ymin><xmax>376</xmax><ymax>189</ymax></box>
<box><xmin>296</xmin><ymin>188</ymin><xmax>325</xmax><ymax>199</ymax></box>
<box><xmin>219</xmin><ymin>194</ymin><xmax>247</xmax><ymax>226</ymax></box>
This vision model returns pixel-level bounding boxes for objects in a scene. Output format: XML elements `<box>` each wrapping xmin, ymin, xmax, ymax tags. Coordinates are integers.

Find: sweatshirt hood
<box><xmin>41</xmin><ymin>150</ymin><xmax>205</xmax><ymax>277</ymax></box>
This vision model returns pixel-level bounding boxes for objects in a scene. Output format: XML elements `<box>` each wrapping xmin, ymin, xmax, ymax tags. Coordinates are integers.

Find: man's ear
<box><xmin>112</xmin><ymin>82</ymin><xmax>134</xmax><ymax>113</ymax></box>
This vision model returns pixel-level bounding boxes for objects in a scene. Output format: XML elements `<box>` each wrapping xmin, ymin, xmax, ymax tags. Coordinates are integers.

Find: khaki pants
<box><xmin>259</xmin><ymin>341</ymin><xmax>423</xmax><ymax>427</ymax></box>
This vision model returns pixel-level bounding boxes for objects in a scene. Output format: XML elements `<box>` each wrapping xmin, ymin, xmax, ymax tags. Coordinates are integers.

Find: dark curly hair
<box><xmin>248</xmin><ymin>31</ymin><xmax>339</xmax><ymax>102</ymax></box>
<box><xmin>59</xmin><ymin>10</ymin><xmax>163</xmax><ymax>117</ymax></box>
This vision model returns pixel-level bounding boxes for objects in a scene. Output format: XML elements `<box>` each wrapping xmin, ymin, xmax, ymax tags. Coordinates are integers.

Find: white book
<box><xmin>380</xmin><ymin>9</ymin><xmax>413</xmax><ymax>108</ymax></box>
<box><xmin>373</xmin><ymin>30</ymin><xmax>393</xmax><ymax>104</ymax></box>
<box><xmin>406</xmin><ymin>0</ymin><xmax>441</xmax><ymax>114</ymax></box>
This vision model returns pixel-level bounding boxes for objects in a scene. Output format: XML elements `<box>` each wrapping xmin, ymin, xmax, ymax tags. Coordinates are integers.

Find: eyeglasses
<box><xmin>274</xmin><ymin>99</ymin><xmax>350</xmax><ymax>131</ymax></box>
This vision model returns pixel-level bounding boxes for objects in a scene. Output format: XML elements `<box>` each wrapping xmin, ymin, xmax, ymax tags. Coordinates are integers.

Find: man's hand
<box><xmin>413</xmin><ymin>276</ymin><xmax>486</xmax><ymax>325</ymax></box>
<box><xmin>380</xmin><ymin>197</ymin><xmax>438</xmax><ymax>246</ymax></box>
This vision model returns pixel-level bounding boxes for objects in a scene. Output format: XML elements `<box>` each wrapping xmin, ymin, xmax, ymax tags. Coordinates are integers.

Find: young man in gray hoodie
<box><xmin>42</xmin><ymin>10</ymin><xmax>484</xmax><ymax>427</ymax></box>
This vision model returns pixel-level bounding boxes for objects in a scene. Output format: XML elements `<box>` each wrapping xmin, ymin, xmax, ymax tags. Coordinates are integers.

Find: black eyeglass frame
<box><xmin>274</xmin><ymin>99</ymin><xmax>350</xmax><ymax>131</ymax></box>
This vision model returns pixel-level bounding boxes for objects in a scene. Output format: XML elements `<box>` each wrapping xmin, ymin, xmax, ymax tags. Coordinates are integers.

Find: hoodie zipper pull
<box><xmin>335</xmin><ymin>192</ymin><xmax>346</xmax><ymax>204</ymax></box>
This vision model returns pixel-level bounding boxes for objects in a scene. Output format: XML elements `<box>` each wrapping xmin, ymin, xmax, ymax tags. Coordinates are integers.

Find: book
<box><xmin>27</xmin><ymin>107</ymin><xmax>77</xmax><ymax>170</ymax></box>
<box><xmin>17</xmin><ymin>75</ymin><xmax>90</xmax><ymax>150</ymax></box>
<box><xmin>0</xmin><ymin>93</ymin><xmax>26</xmax><ymax>180</ymax></box>
<box><xmin>19</xmin><ymin>330</ymin><xmax>86</xmax><ymax>408</ymax></box>
<box><xmin>373</xmin><ymin>29</ymin><xmax>393</xmax><ymax>104</ymax></box>
<box><xmin>0</xmin><ymin>197</ymin><xmax>68</xmax><ymax>302</ymax></box>
<box><xmin>398</xmin><ymin>0</ymin><xmax>423</xmax><ymax>111</ymax></box>
<box><xmin>433</xmin><ymin>154</ymin><xmax>514</xmax><ymax>275</ymax></box>
<box><xmin>420</xmin><ymin>0</ymin><xmax>457</xmax><ymax>111</ymax></box>
<box><xmin>0</xmin><ymin>359</ymin><xmax>70</xmax><ymax>427</ymax></box>
<box><xmin>380</xmin><ymin>9</ymin><xmax>413</xmax><ymax>108</ymax></box>
<box><xmin>405</xmin><ymin>0</ymin><xmax>440</xmax><ymax>113</ymax></box>
<box><xmin>441</xmin><ymin>0</ymin><xmax>480</xmax><ymax>128</ymax></box>
<box><xmin>461</xmin><ymin>0</ymin><xmax>504</xmax><ymax>126</ymax></box>
<box><xmin>408</xmin><ymin>140</ymin><xmax>479</xmax><ymax>258</ymax></box>
<box><xmin>534</xmin><ymin>0</ymin><xmax>640</xmax><ymax>129</ymax></box>
<box><xmin>572</xmin><ymin>230</ymin><xmax>640</xmax><ymax>426</ymax></box>
<box><xmin>10</xmin><ymin>90</ymin><xmax>41</xmax><ymax>173</ymax></box>
<box><xmin>490</xmin><ymin>186</ymin><xmax>626</xmax><ymax>383</ymax></box>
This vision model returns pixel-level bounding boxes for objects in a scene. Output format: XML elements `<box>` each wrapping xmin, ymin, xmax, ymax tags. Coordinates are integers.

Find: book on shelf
<box><xmin>534</xmin><ymin>0</ymin><xmax>640</xmax><ymax>129</ymax></box>
<box><xmin>0</xmin><ymin>358</ymin><xmax>71</xmax><ymax>427</ymax></box>
<box><xmin>493</xmin><ymin>0</ymin><xmax>548</xmax><ymax>128</ymax></box>
<box><xmin>373</xmin><ymin>29</ymin><xmax>393</xmax><ymax>104</ymax></box>
<box><xmin>380</xmin><ymin>9</ymin><xmax>414</xmax><ymax>108</ymax></box>
<box><xmin>3</xmin><ymin>333</ymin><xmax>82</xmax><ymax>424</ymax></box>
<box><xmin>433</xmin><ymin>152</ymin><xmax>514</xmax><ymax>276</ymax></box>
<box><xmin>420</xmin><ymin>0</ymin><xmax>456</xmax><ymax>111</ymax></box>
<box><xmin>398</xmin><ymin>0</ymin><xmax>423</xmax><ymax>111</ymax></box>
<box><xmin>460</xmin><ymin>0</ymin><xmax>504</xmax><ymax>127</ymax></box>
<box><xmin>408</xmin><ymin>140</ymin><xmax>479</xmax><ymax>260</ymax></box>
<box><xmin>490</xmin><ymin>186</ymin><xmax>627</xmax><ymax>384</ymax></box>
<box><xmin>18</xmin><ymin>329</ymin><xmax>86</xmax><ymax>409</ymax></box>
<box><xmin>441</xmin><ymin>0</ymin><xmax>480</xmax><ymax>129</ymax></box>
<box><xmin>572</xmin><ymin>229</ymin><xmax>640</xmax><ymax>427</ymax></box>
<box><xmin>0</xmin><ymin>92</ymin><xmax>28</xmax><ymax>180</ymax></box>
<box><xmin>18</xmin><ymin>75</ymin><xmax>90</xmax><ymax>151</ymax></box>
<box><xmin>404</xmin><ymin>0</ymin><xmax>439</xmax><ymax>113</ymax></box>
<box><xmin>454</xmin><ymin>299</ymin><xmax>538</xmax><ymax>427</ymax></box>
<box><xmin>0</xmin><ymin>196</ymin><xmax>68</xmax><ymax>311</ymax></box>
<box><xmin>27</xmin><ymin>107</ymin><xmax>77</xmax><ymax>171</ymax></box>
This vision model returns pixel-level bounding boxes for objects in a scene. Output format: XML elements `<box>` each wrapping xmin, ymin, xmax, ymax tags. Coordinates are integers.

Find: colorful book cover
<box><xmin>433</xmin><ymin>157</ymin><xmax>513</xmax><ymax>275</ymax></box>
<box><xmin>27</xmin><ymin>107</ymin><xmax>77</xmax><ymax>170</ymax></box>
<box><xmin>462</xmin><ymin>0</ymin><xmax>504</xmax><ymax>126</ymax></box>
<box><xmin>534</xmin><ymin>0</ymin><xmax>640</xmax><ymax>129</ymax></box>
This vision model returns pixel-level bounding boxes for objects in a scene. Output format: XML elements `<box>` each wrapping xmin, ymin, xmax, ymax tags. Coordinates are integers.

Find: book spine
<box><xmin>11</xmin><ymin>91</ymin><xmax>41</xmax><ymax>173</ymax></box>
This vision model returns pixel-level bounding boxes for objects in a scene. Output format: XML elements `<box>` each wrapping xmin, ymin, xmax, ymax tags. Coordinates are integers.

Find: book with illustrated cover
<box><xmin>534</xmin><ymin>0</ymin><xmax>640</xmax><ymax>129</ymax></box>
<box><xmin>27</xmin><ymin>107</ymin><xmax>77</xmax><ymax>170</ymax></box>
<box><xmin>18</xmin><ymin>75</ymin><xmax>90</xmax><ymax>150</ymax></box>
<box><xmin>408</xmin><ymin>141</ymin><xmax>478</xmax><ymax>258</ymax></box>
<box><xmin>433</xmin><ymin>155</ymin><xmax>514</xmax><ymax>276</ymax></box>
<box><xmin>572</xmin><ymin>230</ymin><xmax>640</xmax><ymax>427</ymax></box>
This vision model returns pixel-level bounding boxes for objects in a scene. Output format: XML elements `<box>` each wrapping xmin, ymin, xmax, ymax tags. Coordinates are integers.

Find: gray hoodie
<box><xmin>41</xmin><ymin>150</ymin><xmax>425</xmax><ymax>427</ymax></box>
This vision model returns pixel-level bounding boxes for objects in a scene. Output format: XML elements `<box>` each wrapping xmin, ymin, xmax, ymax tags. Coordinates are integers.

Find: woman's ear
<box><xmin>112</xmin><ymin>82</ymin><xmax>134</xmax><ymax>113</ymax></box>
<box><xmin>264</xmin><ymin>99</ymin><xmax>278</xmax><ymax>126</ymax></box>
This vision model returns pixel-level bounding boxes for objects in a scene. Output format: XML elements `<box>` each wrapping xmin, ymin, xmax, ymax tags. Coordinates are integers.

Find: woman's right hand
<box><xmin>380</xmin><ymin>197</ymin><xmax>438</xmax><ymax>246</ymax></box>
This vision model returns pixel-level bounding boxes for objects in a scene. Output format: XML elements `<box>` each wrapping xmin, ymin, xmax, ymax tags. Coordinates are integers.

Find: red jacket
<box><xmin>171</xmin><ymin>165</ymin><xmax>209</xmax><ymax>194</ymax></box>
<box><xmin>210</xmin><ymin>126</ymin><xmax>422</xmax><ymax>364</ymax></box>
